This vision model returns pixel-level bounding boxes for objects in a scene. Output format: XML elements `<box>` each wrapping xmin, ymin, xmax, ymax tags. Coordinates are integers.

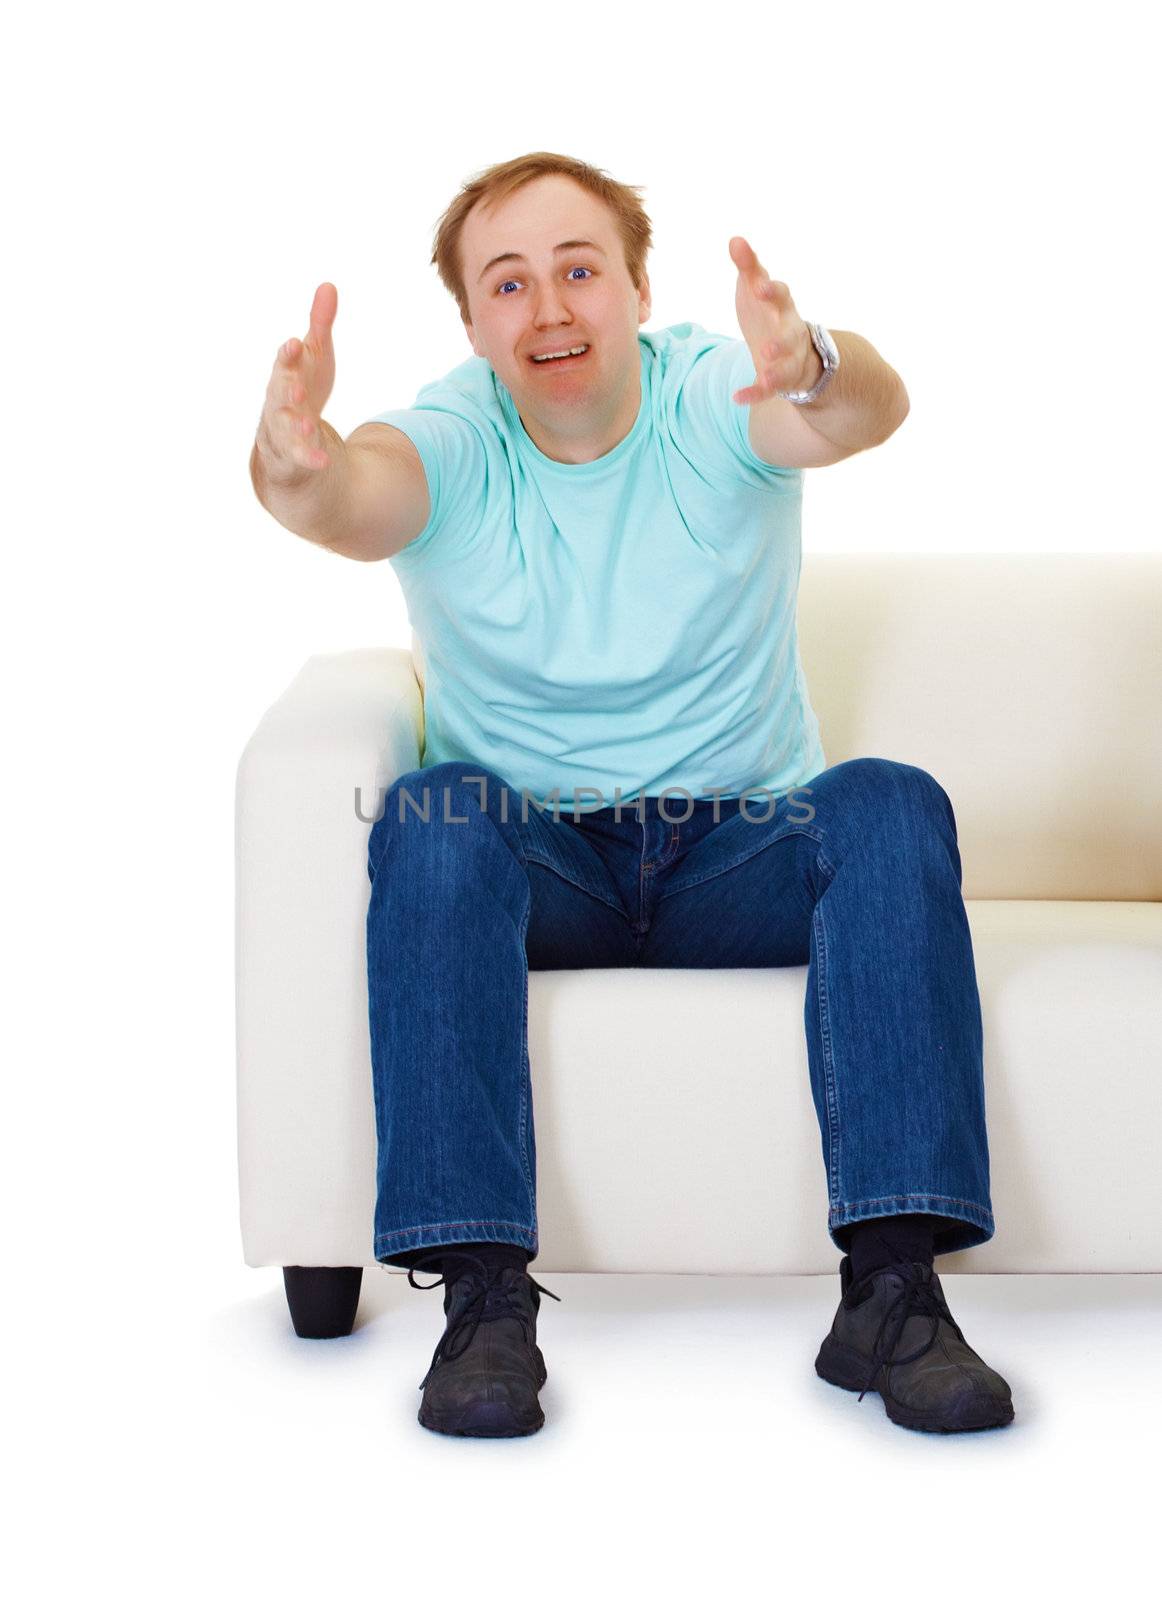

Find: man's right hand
<box><xmin>254</xmin><ymin>282</ymin><xmax>339</xmax><ymax>484</ymax></box>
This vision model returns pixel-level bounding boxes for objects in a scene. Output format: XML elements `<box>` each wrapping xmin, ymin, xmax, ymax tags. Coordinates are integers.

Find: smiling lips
<box><xmin>529</xmin><ymin>344</ymin><xmax>590</xmax><ymax>366</ymax></box>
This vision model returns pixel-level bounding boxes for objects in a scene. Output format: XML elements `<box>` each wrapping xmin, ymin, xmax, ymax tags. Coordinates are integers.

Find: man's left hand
<box><xmin>729</xmin><ymin>236</ymin><xmax>822</xmax><ymax>405</ymax></box>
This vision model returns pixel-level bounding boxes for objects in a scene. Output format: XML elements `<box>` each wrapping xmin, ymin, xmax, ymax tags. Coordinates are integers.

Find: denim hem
<box><xmin>828</xmin><ymin>1195</ymin><xmax>995</xmax><ymax>1257</ymax></box>
<box><xmin>375</xmin><ymin>1220</ymin><xmax>539</xmax><ymax>1261</ymax></box>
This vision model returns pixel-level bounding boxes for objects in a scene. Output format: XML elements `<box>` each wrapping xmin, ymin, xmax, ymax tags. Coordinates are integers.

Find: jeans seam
<box><xmin>829</xmin><ymin>1196</ymin><xmax>995</xmax><ymax>1219</ymax></box>
<box><xmin>367</xmin><ymin>826</ymin><xmax>388</xmax><ymax>883</ymax></box>
<box><xmin>517</xmin><ymin>894</ymin><xmax>536</xmax><ymax>1221</ymax></box>
<box><xmin>521</xmin><ymin>850</ymin><xmax>625</xmax><ymax>918</ymax></box>
<box><xmin>812</xmin><ymin>891</ymin><xmax>842</xmax><ymax>1211</ymax></box>
<box><xmin>657</xmin><ymin>821</ymin><xmax>680</xmax><ymax>866</ymax></box>
<box><xmin>658</xmin><ymin>823</ymin><xmax>829</xmax><ymax>900</ymax></box>
<box><xmin>375</xmin><ymin>1221</ymin><xmax>539</xmax><ymax>1245</ymax></box>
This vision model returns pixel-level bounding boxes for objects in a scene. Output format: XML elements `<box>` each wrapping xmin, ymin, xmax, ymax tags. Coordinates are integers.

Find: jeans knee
<box><xmin>367</xmin><ymin>768</ymin><xmax>440</xmax><ymax>872</ymax></box>
<box><xmin>898</xmin><ymin>762</ymin><xmax>956</xmax><ymax>831</ymax></box>
<box><xmin>413</xmin><ymin>761</ymin><xmax>508</xmax><ymax>811</ymax></box>
<box><xmin>839</xmin><ymin>757</ymin><xmax>956</xmax><ymax>834</ymax></box>
<box><xmin>380</xmin><ymin>762</ymin><xmax>505</xmax><ymax>822</ymax></box>
<box><xmin>369</xmin><ymin>761</ymin><xmax>516</xmax><ymax>869</ymax></box>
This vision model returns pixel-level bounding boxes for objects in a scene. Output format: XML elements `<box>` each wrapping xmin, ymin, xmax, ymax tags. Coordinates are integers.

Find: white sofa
<box><xmin>235</xmin><ymin>554</ymin><xmax>1162</xmax><ymax>1335</ymax></box>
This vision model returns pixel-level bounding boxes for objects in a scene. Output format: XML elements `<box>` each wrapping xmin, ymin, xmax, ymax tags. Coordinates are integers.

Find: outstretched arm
<box><xmin>728</xmin><ymin>236</ymin><xmax>910</xmax><ymax>467</ymax></box>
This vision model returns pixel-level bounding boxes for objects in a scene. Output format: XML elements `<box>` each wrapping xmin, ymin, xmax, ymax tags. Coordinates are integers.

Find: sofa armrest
<box><xmin>234</xmin><ymin>648</ymin><xmax>422</xmax><ymax>1266</ymax></box>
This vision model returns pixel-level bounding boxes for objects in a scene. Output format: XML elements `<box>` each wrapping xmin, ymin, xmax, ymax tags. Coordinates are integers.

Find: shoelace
<box><xmin>404</xmin><ymin>1248</ymin><xmax>563</xmax><ymax>1392</ymax></box>
<box><xmin>846</xmin><ymin>1234</ymin><xmax>968</xmax><ymax>1403</ymax></box>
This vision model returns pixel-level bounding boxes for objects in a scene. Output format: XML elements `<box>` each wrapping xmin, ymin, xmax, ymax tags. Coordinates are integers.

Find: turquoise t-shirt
<box><xmin>367</xmin><ymin>322</ymin><xmax>826</xmax><ymax>810</ymax></box>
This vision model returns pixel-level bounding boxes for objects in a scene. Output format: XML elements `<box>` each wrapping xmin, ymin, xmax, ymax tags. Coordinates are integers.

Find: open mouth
<box><xmin>529</xmin><ymin>345</ymin><xmax>590</xmax><ymax>368</ymax></box>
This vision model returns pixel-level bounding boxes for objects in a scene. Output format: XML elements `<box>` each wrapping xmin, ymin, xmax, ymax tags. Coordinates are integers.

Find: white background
<box><xmin>6</xmin><ymin>0</ymin><xmax>1157</xmax><ymax>1590</ymax></box>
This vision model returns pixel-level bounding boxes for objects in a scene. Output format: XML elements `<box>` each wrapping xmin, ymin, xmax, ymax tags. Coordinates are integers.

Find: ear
<box><xmin>636</xmin><ymin>272</ymin><xmax>652</xmax><ymax>324</ymax></box>
<box><xmin>463</xmin><ymin>318</ymin><xmax>481</xmax><ymax>357</ymax></box>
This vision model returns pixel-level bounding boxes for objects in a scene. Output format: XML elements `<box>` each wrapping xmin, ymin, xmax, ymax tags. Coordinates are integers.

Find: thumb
<box><xmin>308</xmin><ymin>281</ymin><xmax>338</xmax><ymax>347</ymax></box>
<box><xmin>729</xmin><ymin>236</ymin><xmax>758</xmax><ymax>274</ymax></box>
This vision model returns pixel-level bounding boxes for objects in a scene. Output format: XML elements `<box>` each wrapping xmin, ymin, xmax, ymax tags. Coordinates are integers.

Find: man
<box><xmin>250</xmin><ymin>151</ymin><xmax>1014</xmax><ymax>1439</ymax></box>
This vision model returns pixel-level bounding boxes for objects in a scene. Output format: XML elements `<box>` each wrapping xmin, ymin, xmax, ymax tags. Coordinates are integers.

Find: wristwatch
<box><xmin>777</xmin><ymin>322</ymin><xmax>840</xmax><ymax>405</ymax></box>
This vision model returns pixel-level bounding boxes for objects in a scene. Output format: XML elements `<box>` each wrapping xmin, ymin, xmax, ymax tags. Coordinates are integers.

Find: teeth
<box><xmin>532</xmin><ymin>345</ymin><xmax>588</xmax><ymax>362</ymax></box>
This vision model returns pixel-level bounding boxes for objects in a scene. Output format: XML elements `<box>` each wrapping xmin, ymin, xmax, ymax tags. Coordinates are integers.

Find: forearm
<box><xmin>793</xmin><ymin>329</ymin><xmax>909</xmax><ymax>451</ymax></box>
<box><xmin>249</xmin><ymin>420</ymin><xmax>355</xmax><ymax>549</ymax></box>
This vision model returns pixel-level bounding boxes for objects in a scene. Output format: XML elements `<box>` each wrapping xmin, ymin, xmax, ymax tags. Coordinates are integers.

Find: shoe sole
<box><xmin>417</xmin><ymin>1349</ymin><xmax>548</xmax><ymax>1438</ymax></box>
<box><xmin>419</xmin><ymin>1400</ymin><xmax>545</xmax><ymax>1438</ymax></box>
<box><xmin>815</xmin><ymin>1333</ymin><xmax>1015</xmax><ymax>1433</ymax></box>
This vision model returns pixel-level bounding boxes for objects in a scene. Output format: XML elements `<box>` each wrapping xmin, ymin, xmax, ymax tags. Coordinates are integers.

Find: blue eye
<box><xmin>496</xmin><ymin>266</ymin><xmax>592</xmax><ymax>296</ymax></box>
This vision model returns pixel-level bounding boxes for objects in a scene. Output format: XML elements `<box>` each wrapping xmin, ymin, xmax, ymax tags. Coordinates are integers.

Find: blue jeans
<box><xmin>365</xmin><ymin>757</ymin><xmax>995</xmax><ymax>1264</ymax></box>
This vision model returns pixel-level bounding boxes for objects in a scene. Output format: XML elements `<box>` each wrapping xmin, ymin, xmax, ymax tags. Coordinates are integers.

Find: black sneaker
<box><xmin>403</xmin><ymin>1248</ymin><xmax>561</xmax><ymax>1438</ymax></box>
<box><xmin>815</xmin><ymin>1241</ymin><xmax>1015</xmax><ymax>1432</ymax></box>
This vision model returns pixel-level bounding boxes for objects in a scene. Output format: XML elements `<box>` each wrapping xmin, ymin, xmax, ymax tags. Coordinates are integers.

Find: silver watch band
<box><xmin>777</xmin><ymin>322</ymin><xmax>839</xmax><ymax>406</ymax></box>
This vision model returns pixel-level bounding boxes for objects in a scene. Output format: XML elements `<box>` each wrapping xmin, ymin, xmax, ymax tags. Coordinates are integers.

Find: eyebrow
<box><xmin>477</xmin><ymin>239</ymin><xmax>607</xmax><ymax>283</ymax></box>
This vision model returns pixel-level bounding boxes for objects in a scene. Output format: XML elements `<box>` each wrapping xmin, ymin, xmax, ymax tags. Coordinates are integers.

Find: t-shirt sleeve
<box><xmin>668</xmin><ymin>332</ymin><xmax>804</xmax><ymax>495</ymax></box>
<box><xmin>361</xmin><ymin>399</ymin><xmax>489</xmax><ymax>567</ymax></box>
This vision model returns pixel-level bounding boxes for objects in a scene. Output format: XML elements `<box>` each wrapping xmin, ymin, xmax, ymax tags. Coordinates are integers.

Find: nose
<box><xmin>532</xmin><ymin>283</ymin><xmax>573</xmax><ymax>327</ymax></box>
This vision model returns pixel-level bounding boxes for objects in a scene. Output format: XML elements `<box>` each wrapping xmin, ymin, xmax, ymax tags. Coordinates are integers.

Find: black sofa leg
<box><xmin>283</xmin><ymin>1266</ymin><xmax>363</xmax><ymax>1338</ymax></box>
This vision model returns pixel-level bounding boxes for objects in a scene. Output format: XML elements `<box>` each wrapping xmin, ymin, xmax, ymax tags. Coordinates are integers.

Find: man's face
<box><xmin>460</xmin><ymin>174</ymin><xmax>651</xmax><ymax>443</ymax></box>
